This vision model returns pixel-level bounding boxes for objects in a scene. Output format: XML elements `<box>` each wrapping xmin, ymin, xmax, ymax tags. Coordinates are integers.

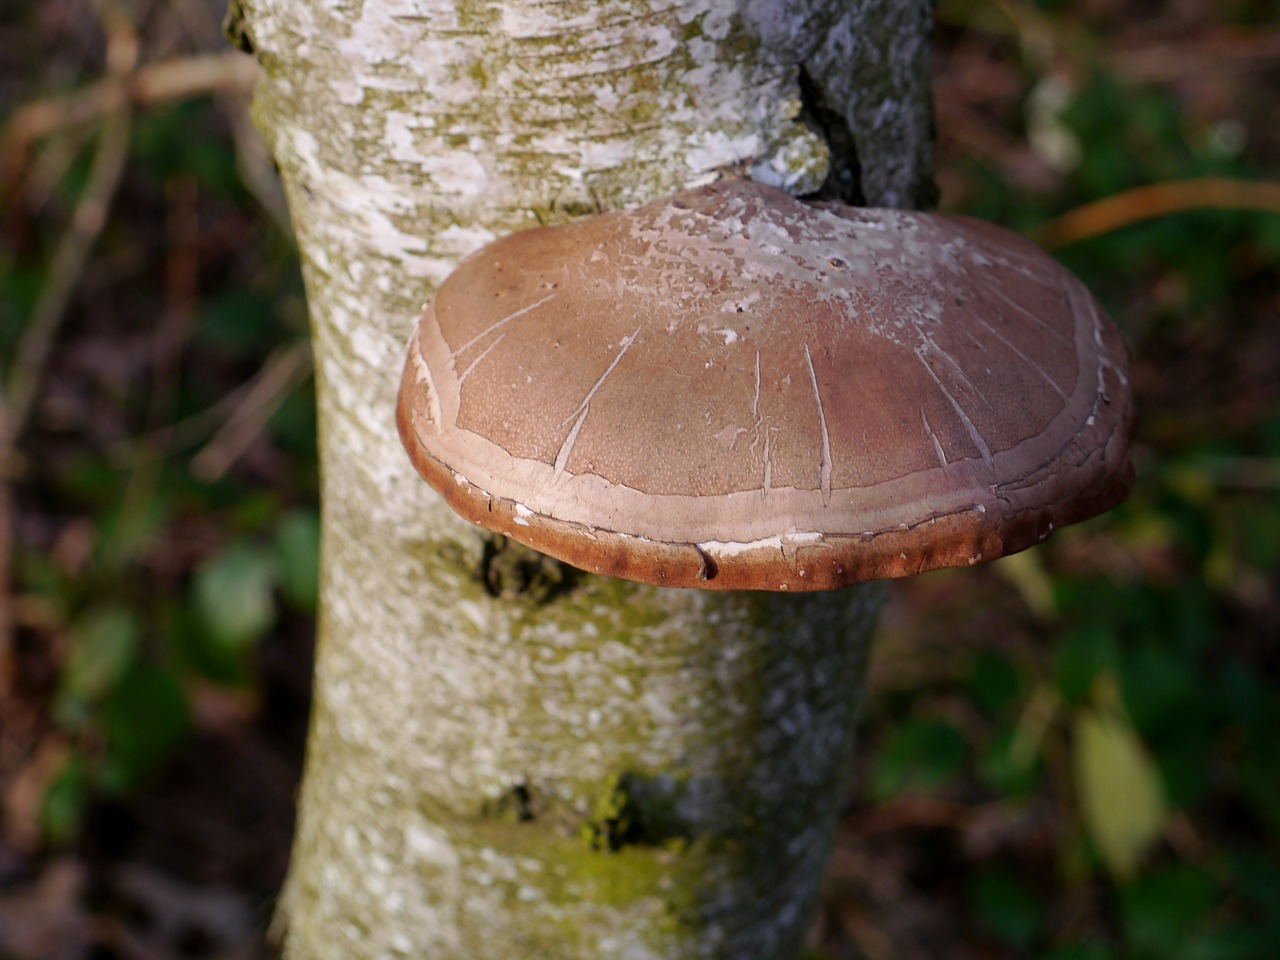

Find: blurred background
<box><xmin>1</xmin><ymin>1</ymin><xmax>1277</xmax><ymax>958</ymax></box>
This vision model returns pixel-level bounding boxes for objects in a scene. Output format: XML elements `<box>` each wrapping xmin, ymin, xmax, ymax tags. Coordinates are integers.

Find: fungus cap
<box><xmin>396</xmin><ymin>180</ymin><xmax>1133</xmax><ymax>591</ymax></box>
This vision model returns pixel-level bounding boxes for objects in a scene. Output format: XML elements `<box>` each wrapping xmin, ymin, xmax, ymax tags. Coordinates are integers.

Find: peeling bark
<box><xmin>239</xmin><ymin>1</ymin><xmax>933</xmax><ymax>956</ymax></box>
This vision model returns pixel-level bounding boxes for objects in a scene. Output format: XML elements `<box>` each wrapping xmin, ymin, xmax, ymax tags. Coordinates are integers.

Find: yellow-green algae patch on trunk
<box><xmin>237</xmin><ymin>0</ymin><xmax>933</xmax><ymax>956</ymax></box>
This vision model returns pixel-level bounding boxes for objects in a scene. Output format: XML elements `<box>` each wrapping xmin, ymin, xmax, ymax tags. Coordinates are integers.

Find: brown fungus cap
<box><xmin>396</xmin><ymin>180</ymin><xmax>1134</xmax><ymax>592</ymax></box>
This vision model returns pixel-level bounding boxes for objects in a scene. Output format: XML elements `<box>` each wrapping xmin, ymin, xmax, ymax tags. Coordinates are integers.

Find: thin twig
<box><xmin>190</xmin><ymin>340</ymin><xmax>314</xmax><ymax>481</ymax></box>
<box><xmin>153</xmin><ymin>174</ymin><xmax>203</xmax><ymax>432</ymax></box>
<box><xmin>104</xmin><ymin>340</ymin><xmax>310</xmax><ymax>467</ymax></box>
<box><xmin>115</xmin><ymin>175</ymin><xmax>204</xmax><ymax>545</ymax></box>
<box><xmin>0</xmin><ymin>53</ymin><xmax>258</xmax><ymax>202</ymax></box>
<box><xmin>129</xmin><ymin>52</ymin><xmax>259</xmax><ymax>104</ymax></box>
<box><xmin>3</xmin><ymin>0</ymin><xmax>140</xmax><ymax>434</ymax></box>
<box><xmin>1033</xmin><ymin>177</ymin><xmax>1280</xmax><ymax>248</ymax></box>
<box><xmin>1111</xmin><ymin>25</ymin><xmax>1280</xmax><ymax>84</ymax></box>
<box><xmin>222</xmin><ymin>91</ymin><xmax>293</xmax><ymax>236</ymax></box>
<box><xmin>3</xmin><ymin>105</ymin><xmax>133</xmax><ymax>434</ymax></box>
<box><xmin>18</xmin><ymin>123</ymin><xmax>99</xmax><ymax>216</ymax></box>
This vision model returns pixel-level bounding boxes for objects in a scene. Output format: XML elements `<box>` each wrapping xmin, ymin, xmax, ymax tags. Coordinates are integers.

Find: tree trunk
<box><xmin>234</xmin><ymin>1</ymin><xmax>934</xmax><ymax>956</ymax></box>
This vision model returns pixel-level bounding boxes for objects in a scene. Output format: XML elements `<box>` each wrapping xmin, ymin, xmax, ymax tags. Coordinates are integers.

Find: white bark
<box><xmin>236</xmin><ymin>1</ymin><xmax>933</xmax><ymax>956</ymax></box>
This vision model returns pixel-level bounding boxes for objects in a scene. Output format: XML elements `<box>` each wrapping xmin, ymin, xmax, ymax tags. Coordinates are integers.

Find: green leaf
<box><xmin>58</xmin><ymin>606</ymin><xmax>140</xmax><ymax>705</ymax></box>
<box><xmin>132</xmin><ymin>100</ymin><xmax>243</xmax><ymax>196</ymax></box>
<box><xmin>1120</xmin><ymin>865</ymin><xmax>1217</xmax><ymax>958</ymax></box>
<box><xmin>979</xmin><ymin>723</ymin><xmax>1040</xmax><ymax>796</ymax></box>
<box><xmin>1056</xmin><ymin>622</ymin><xmax>1118</xmax><ymax>705</ymax></box>
<box><xmin>978</xmin><ymin>681</ymin><xmax>1059</xmax><ymax>796</ymax></box>
<box><xmin>1232</xmin><ymin>849</ymin><xmax>1280</xmax><ymax>916</ymax></box>
<box><xmin>98</xmin><ymin>479</ymin><xmax>171</xmax><ymax>568</ymax></box>
<box><xmin>268</xmin><ymin>375</ymin><xmax>319</xmax><ymax>460</ymax></box>
<box><xmin>1073</xmin><ymin>683</ymin><xmax>1168</xmax><ymax>879</ymax></box>
<box><xmin>969</xmin><ymin>868</ymin><xmax>1045</xmax><ymax>949</ymax></box>
<box><xmin>967</xmin><ymin>650</ymin><xmax>1022</xmax><ymax>718</ymax></box>
<box><xmin>41</xmin><ymin>754</ymin><xmax>88</xmax><ymax>846</ymax></box>
<box><xmin>275</xmin><ymin>509</ymin><xmax>320</xmax><ymax>611</ymax></box>
<box><xmin>1040</xmin><ymin>941</ymin><xmax>1117</xmax><ymax>960</ymax></box>
<box><xmin>197</xmin><ymin>289</ymin><xmax>277</xmax><ymax>351</ymax></box>
<box><xmin>871</xmin><ymin>718</ymin><xmax>967</xmax><ymax>800</ymax></box>
<box><xmin>194</xmin><ymin>541</ymin><xmax>276</xmax><ymax>650</ymax></box>
<box><xmin>102</xmin><ymin>663</ymin><xmax>190</xmax><ymax>791</ymax></box>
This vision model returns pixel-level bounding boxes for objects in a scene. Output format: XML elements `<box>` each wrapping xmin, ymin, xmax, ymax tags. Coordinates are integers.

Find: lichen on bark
<box><xmin>238</xmin><ymin>0</ymin><xmax>934</xmax><ymax>957</ymax></box>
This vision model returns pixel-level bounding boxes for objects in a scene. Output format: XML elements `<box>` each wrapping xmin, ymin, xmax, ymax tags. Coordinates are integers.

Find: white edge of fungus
<box><xmin>699</xmin><ymin>530</ymin><xmax>825</xmax><ymax>557</ymax></box>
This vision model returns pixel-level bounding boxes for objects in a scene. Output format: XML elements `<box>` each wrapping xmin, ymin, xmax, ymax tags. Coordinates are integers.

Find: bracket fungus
<box><xmin>396</xmin><ymin>180</ymin><xmax>1133</xmax><ymax>591</ymax></box>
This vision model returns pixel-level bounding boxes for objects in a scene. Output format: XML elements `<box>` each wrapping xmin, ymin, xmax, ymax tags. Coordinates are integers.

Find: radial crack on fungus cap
<box><xmin>396</xmin><ymin>180</ymin><xmax>1134</xmax><ymax>591</ymax></box>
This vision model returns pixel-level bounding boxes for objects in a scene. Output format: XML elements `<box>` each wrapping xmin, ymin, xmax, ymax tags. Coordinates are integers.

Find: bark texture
<box><xmin>236</xmin><ymin>1</ymin><xmax>934</xmax><ymax>956</ymax></box>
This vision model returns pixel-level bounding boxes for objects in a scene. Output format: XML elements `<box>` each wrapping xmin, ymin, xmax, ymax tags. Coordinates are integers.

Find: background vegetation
<box><xmin>2</xmin><ymin>1</ymin><xmax>1277</xmax><ymax>958</ymax></box>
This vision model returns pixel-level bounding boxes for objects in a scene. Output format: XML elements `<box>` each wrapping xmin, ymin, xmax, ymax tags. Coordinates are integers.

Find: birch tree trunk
<box><xmin>232</xmin><ymin>2</ymin><xmax>934</xmax><ymax>957</ymax></box>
